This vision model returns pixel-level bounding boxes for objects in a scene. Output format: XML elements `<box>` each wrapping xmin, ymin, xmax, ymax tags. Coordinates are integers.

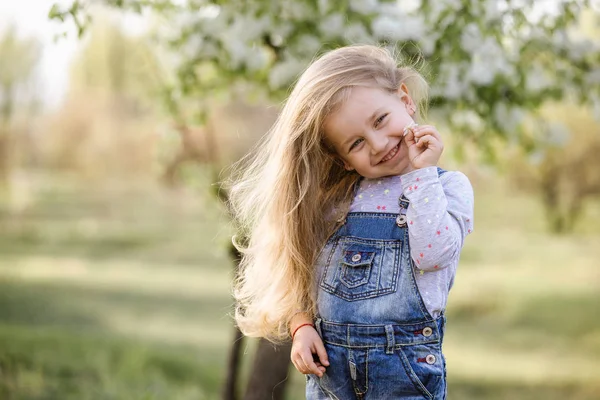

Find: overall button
<box><xmin>396</xmin><ymin>214</ymin><xmax>407</xmax><ymax>227</ymax></box>
<box><xmin>351</xmin><ymin>253</ymin><xmax>362</xmax><ymax>262</ymax></box>
<box><xmin>422</xmin><ymin>327</ymin><xmax>433</xmax><ymax>337</ymax></box>
<box><xmin>426</xmin><ymin>354</ymin><xmax>436</xmax><ymax>365</ymax></box>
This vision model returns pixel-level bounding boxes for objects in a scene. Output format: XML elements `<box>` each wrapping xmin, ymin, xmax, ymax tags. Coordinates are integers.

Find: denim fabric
<box><xmin>307</xmin><ymin>212</ymin><xmax>448</xmax><ymax>399</ymax></box>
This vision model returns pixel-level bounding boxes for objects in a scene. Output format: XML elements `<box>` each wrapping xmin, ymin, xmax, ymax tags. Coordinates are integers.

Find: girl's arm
<box><xmin>288</xmin><ymin>311</ymin><xmax>329</xmax><ymax>377</ymax></box>
<box><xmin>401</xmin><ymin>166</ymin><xmax>474</xmax><ymax>271</ymax></box>
<box><xmin>289</xmin><ymin>311</ymin><xmax>313</xmax><ymax>336</ymax></box>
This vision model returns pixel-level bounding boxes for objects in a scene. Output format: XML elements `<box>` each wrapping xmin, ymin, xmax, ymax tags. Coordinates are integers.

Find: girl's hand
<box><xmin>403</xmin><ymin>124</ymin><xmax>444</xmax><ymax>171</ymax></box>
<box><xmin>290</xmin><ymin>326</ymin><xmax>330</xmax><ymax>377</ymax></box>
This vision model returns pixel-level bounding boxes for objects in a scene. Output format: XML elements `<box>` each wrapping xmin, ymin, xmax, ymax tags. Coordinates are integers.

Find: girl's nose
<box><xmin>369</xmin><ymin>133</ymin><xmax>388</xmax><ymax>155</ymax></box>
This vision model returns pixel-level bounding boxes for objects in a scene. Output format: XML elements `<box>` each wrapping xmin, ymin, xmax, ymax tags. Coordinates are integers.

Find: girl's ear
<box><xmin>326</xmin><ymin>146</ymin><xmax>355</xmax><ymax>171</ymax></box>
<box><xmin>397</xmin><ymin>83</ymin><xmax>416</xmax><ymax>116</ymax></box>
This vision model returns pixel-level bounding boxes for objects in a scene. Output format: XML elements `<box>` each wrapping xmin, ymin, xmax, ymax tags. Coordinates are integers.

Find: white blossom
<box><xmin>183</xmin><ymin>33</ymin><xmax>204</xmax><ymax>57</ymax></box>
<box><xmin>284</xmin><ymin>1</ymin><xmax>313</xmax><ymax>20</ymax></box>
<box><xmin>184</xmin><ymin>35</ymin><xmax>219</xmax><ymax>59</ymax></box>
<box><xmin>428</xmin><ymin>0</ymin><xmax>462</xmax><ymax>21</ymax></box>
<box><xmin>350</xmin><ymin>0</ymin><xmax>380</xmax><ymax>15</ymax></box>
<box><xmin>320</xmin><ymin>13</ymin><xmax>345</xmax><ymax>38</ymax></box>
<box><xmin>466</xmin><ymin>37</ymin><xmax>513</xmax><ymax>85</ymax></box>
<box><xmin>460</xmin><ymin>23</ymin><xmax>481</xmax><ymax>54</ymax></box>
<box><xmin>201</xmin><ymin>7</ymin><xmax>230</xmax><ymax>33</ymax></box>
<box><xmin>246</xmin><ymin>47</ymin><xmax>269</xmax><ymax>71</ymax></box>
<box><xmin>451</xmin><ymin>109</ymin><xmax>485</xmax><ymax>131</ymax></box>
<box><xmin>438</xmin><ymin>63</ymin><xmax>464</xmax><ymax>99</ymax></box>
<box><xmin>317</xmin><ymin>0</ymin><xmax>331</xmax><ymax>15</ymax></box>
<box><xmin>568</xmin><ymin>39</ymin><xmax>594</xmax><ymax>62</ymax></box>
<box><xmin>552</xmin><ymin>30</ymin><xmax>568</xmax><ymax>49</ymax></box>
<box><xmin>345</xmin><ymin>23</ymin><xmax>371</xmax><ymax>43</ymax></box>
<box><xmin>494</xmin><ymin>103</ymin><xmax>525</xmax><ymax>132</ymax></box>
<box><xmin>198</xmin><ymin>4</ymin><xmax>220</xmax><ymax>19</ymax></box>
<box><xmin>585</xmin><ymin>68</ymin><xmax>600</xmax><ymax>86</ymax></box>
<box><xmin>224</xmin><ymin>39</ymin><xmax>251</xmax><ymax>69</ymax></box>
<box><xmin>296</xmin><ymin>34</ymin><xmax>322</xmax><ymax>56</ymax></box>
<box><xmin>269</xmin><ymin>55</ymin><xmax>304</xmax><ymax>89</ymax></box>
<box><xmin>483</xmin><ymin>0</ymin><xmax>502</xmax><ymax>22</ymax></box>
<box><xmin>268</xmin><ymin>22</ymin><xmax>293</xmax><ymax>47</ymax></box>
<box><xmin>467</xmin><ymin>58</ymin><xmax>495</xmax><ymax>86</ymax></box>
<box><xmin>229</xmin><ymin>15</ymin><xmax>269</xmax><ymax>42</ymax></box>
<box><xmin>445</xmin><ymin>0</ymin><xmax>463</xmax><ymax>11</ymax></box>
<box><xmin>419</xmin><ymin>34</ymin><xmax>436</xmax><ymax>56</ymax></box>
<box><xmin>545</xmin><ymin>122</ymin><xmax>570</xmax><ymax>146</ymax></box>
<box><xmin>372</xmin><ymin>13</ymin><xmax>425</xmax><ymax>41</ymax></box>
<box><xmin>398</xmin><ymin>0</ymin><xmax>422</xmax><ymax>13</ymax></box>
<box><xmin>525</xmin><ymin>65</ymin><xmax>552</xmax><ymax>93</ymax></box>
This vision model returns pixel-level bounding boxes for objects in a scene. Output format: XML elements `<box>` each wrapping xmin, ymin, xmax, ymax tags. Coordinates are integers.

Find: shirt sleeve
<box><xmin>400</xmin><ymin>166</ymin><xmax>474</xmax><ymax>271</ymax></box>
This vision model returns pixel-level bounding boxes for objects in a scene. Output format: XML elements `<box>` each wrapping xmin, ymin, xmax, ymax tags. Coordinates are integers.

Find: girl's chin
<box><xmin>386</xmin><ymin>159</ymin><xmax>411</xmax><ymax>176</ymax></box>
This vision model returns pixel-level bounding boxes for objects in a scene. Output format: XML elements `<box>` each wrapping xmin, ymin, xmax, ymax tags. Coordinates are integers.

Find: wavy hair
<box><xmin>227</xmin><ymin>44</ymin><xmax>429</xmax><ymax>342</ymax></box>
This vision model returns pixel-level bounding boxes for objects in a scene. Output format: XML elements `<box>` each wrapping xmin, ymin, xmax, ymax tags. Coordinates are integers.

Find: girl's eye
<box><xmin>349</xmin><ymin>138</ymin><xmax>364</xmax><ymax>151</ymax></box>
<box><xmin>374</xmin><ymin>113</ymin><xmax>388</xmax><ymax>128</ymax></box>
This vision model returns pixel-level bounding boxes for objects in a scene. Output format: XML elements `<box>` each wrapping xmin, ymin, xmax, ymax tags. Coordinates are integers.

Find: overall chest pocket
<box><xmin>319</xmin><ymin>237</ymin><xmax>401</xmax><ymax>301</ymax></box>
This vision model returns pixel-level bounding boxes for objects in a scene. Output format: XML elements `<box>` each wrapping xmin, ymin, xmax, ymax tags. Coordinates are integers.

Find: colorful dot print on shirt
<box><xmin>348</xmin><ymin>176</ymin><xmax>405</xmax><ymax>213</ymax></box>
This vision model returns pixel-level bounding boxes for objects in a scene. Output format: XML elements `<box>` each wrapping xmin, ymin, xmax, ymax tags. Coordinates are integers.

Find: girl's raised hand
<box><xmin>403</xmin><ymin>124</ymin><xmax>444</xmax><ymax>171</ymax></box>
<box><xmin>290</xmin><ymin>325</ymin><xmax>330</xmax><ymax>377</ymax></box>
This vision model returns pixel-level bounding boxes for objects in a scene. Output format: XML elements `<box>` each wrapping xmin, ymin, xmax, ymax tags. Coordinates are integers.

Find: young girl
<box><xmin>229</xmin><ymin>45</ymin><xmax>474</xmax><ymax>399</ymax></box>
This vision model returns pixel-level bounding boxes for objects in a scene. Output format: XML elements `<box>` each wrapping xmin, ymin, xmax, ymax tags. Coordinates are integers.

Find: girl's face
<box><xmin>323</xmin><ymin>85</ymin><xmax>416</xmax><ymax>179</ymax></box>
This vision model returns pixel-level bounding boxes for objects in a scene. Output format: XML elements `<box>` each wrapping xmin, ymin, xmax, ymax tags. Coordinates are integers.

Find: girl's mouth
<box><xmin>379</xmin><ymin>142</ymin><xmax>401</xmax><ymax>164</ymax></box>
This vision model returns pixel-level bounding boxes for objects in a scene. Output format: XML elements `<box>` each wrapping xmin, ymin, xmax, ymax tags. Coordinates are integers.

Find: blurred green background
<box><xmin>1</xmin><ymin>1</ymin><xmax>600</xmax><ymax>399</ymax></box>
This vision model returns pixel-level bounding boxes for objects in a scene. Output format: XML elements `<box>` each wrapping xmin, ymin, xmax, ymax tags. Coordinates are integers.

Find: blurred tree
<box><xmin>49</xmin><ymin>0</ymin><xmax>600</xmax><ymax>155</ymax></box>
<box><xmin>508</xmin><ymin>106</ymin><xmax>600</xmax><ymax>234</ymax></box>
<box><xmin>48</xmin><ymin>0</ymin><xmax>600</xmax><ymax>398</ymax></box>
<box><xmin>505</xmin><ymin>9</ymin><xmax>600</xmax><ymax>234</ymax></box>
<box><xmin>0</xmin><ymin>25</ymin><xmax>40</xmax><ymax>202</ymax></box>
<box><xmin>70</xmin><ymin>19</ymin><xmax>163</xmax><ymax>111</ymax></box>
<box><xmin>43</xmin><ymin>19</ymin><xmax>165</xmax><ymax>179</ymax></box>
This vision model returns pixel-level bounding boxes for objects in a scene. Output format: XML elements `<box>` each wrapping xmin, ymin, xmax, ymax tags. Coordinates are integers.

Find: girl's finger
<box><xmin>412</xmin><ymin>124</ymin><xmax>434</xmax><ymax>132</ymax></box>
<box><xmin>301</xmin><ymin>351</ymin><xmax>323</xmax><ymax>377</ymax></box>
<box><xmin>416</xmin><ymin>134</ymin><xmax>437</xmax><ymax>149</ymax></box>
<box><xmin>314</xmin><ymin>339</ymin><xmax>330</xmax><ymax>367</ymax></box>
<box><xmin>403</xmin><ymin>122</ymin><xmax>418</xmax><ymax>137</ymax></box>
<box><xmin>292</xmin><ymin>356</ymin><xmax>305</xmax><ymax>373</ymax></box>
<box><xmin>403</xmin><ymin>127</ymin><xmax>417</xmax><ymax>147</ymax></box>
<box><xmin>414</xmin><ymin>126</ymin><xmax>441</xmax><ymax>141</ymax></box>
<box><xmin>294</xmin><ymin>355</ymin><xmax>311</xmax><ymax>375</ymax></box>
<box><xmin>314</xmin><ymin>359</ymin><xmax>326</xmax><ymax>373</ymax></box>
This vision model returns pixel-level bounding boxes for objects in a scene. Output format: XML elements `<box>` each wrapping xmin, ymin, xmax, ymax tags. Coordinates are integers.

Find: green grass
<box><xmin>0</xmin><ymin>171</ymin><xmax>599</xmax><ymax>399</ymax></box>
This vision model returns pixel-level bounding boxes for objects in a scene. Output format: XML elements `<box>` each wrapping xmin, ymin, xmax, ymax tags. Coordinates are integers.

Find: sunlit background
<box><xmin>1</xmin><ymin>1</ymin><xmax>599</xmax><ymax>399</ymax></box>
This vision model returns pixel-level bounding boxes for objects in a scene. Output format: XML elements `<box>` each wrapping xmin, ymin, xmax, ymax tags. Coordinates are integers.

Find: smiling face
<box><xmin>323</xmin><ymin>85</ymin><xmax>417</xmax><ymax>179</ymax></box>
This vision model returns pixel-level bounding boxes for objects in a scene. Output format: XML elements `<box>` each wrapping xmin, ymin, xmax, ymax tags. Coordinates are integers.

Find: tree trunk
<box><xmin>222</xmin><ymin>326</ymin><xmax>245</xmax><ymax>400</ymax></box>
<box><xmin>566</xmin><ymin>197</ymin><xmax>584</xmax><ymax>233</ymax></box>
<box><xmin>243</xmin><ymin>339</ymin><xmax>292</xmax><ymax>400</ymax></box>
<box><xmin>223</xmin><ymin>241</ymin><xmax>245</xmax><ymax>400</ymax></box>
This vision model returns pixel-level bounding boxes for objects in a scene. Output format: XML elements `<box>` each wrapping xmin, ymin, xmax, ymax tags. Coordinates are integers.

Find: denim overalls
<box><xmin>306</xmin><ymin>169</ymin><xmax>447</xmax><ymax>400</ymax></box>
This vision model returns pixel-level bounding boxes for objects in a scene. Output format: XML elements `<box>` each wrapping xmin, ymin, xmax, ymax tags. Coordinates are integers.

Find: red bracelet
<box><xmin>292</xmin><ymin>323</ymin><xmax>314</xmax><ymax>340</ymax></box>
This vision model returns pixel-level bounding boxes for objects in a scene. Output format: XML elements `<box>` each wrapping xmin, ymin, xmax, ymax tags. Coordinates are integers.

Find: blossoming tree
<box><xmin>51</xmin><ymin>0</ymin><xmax>600</xmax><ymax>151</ymax></box>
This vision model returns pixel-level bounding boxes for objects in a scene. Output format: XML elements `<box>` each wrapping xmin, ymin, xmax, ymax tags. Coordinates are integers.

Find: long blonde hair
<box><xmin>227</xmin><ymin>44</ymin><xmax>429</xmax><ymax>342</ymax></box>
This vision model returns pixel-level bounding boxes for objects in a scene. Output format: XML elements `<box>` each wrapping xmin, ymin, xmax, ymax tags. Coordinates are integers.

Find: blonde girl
<box><xmin>229</xmin><ymin>44</ymin><xmax>474</xmax><ymax>399</ymax></box>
